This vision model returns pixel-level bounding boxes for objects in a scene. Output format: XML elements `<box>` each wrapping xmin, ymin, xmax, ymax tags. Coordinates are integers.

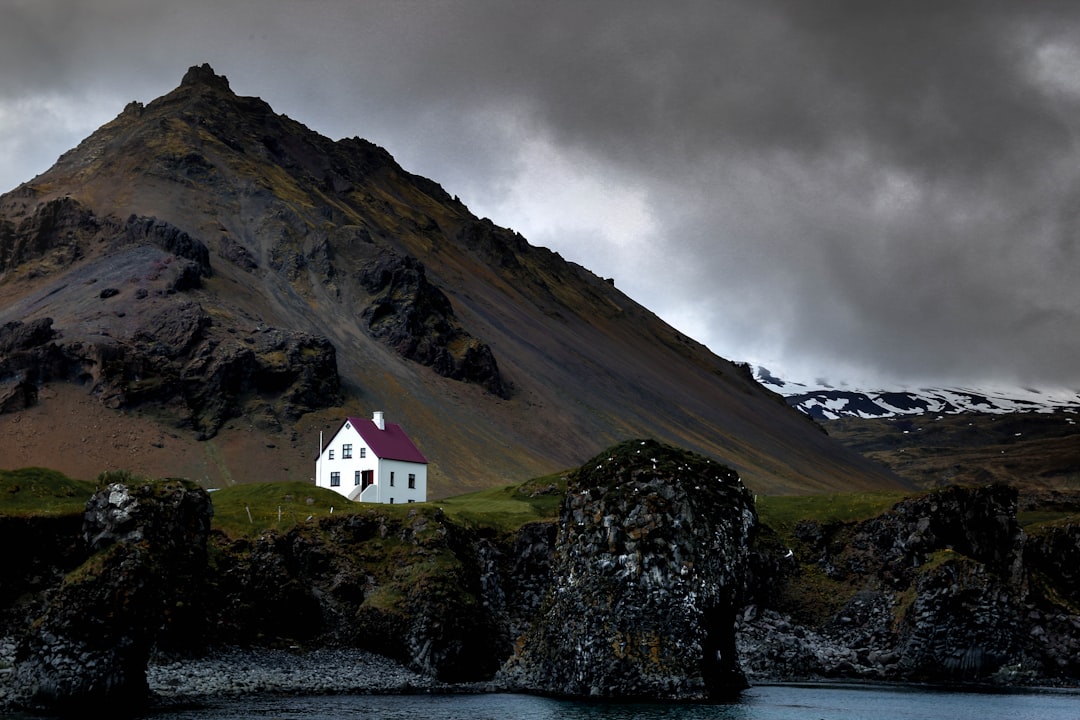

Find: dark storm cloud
<box><xmin>2</xmin><ymin>0</ymin><xmax>1079</xmax><ymax>387</ymax></box>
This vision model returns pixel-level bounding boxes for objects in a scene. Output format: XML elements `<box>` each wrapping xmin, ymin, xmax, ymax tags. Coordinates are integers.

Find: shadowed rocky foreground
<box><xmin>1</xmin><ymin>440</ymin><xmax>1078</xmax><ymax>716</ymax></box>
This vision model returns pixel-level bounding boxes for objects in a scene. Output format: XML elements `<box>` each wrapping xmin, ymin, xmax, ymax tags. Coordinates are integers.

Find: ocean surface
<box><xmin>135</xmin><ymin>683</ymin><xmax>1079</xmax><ymax>720</ymax></box>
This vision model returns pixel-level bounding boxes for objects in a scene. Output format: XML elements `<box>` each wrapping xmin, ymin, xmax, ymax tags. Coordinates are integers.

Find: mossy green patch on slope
<box><xmin>0</xmin><ymin>467</ymin><xmax>96</xmax><ymax>517</ymax></box>
<box><xmin>433</xmin><ymin>471</ymin><xmax>567</xmax><ymax>533</ymax></box>
<box><xmin>207</xmin><ymin>480</ymin><xmax>372</xmax><ymax>537</ymax></box>
<box><xmin>756</xmin><ymin>490</ymin><xmax>913</xmax><ymax>541</ymax></box>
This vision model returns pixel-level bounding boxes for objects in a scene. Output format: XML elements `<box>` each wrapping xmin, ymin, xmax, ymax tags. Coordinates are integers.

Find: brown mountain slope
<box><xmin>824</xmin><ymin>412</ymin><xmax>1080</xmax><ymax>500</ymax></box>
<box><xmin>0</xmin><ymin>64</ymin><xmax>907</xmax><ymax>497</ymax></box>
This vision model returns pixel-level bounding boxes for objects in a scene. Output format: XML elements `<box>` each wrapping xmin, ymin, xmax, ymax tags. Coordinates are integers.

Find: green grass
<box><xmin>207</xmin><ymin>481</ymin><xmax>371</xmax><ymax>537</ymax></box>
<box><xmin>433</xmin><ymin>471</ymin><xmax>567</xmax><ymax>533</ymax></box>
<box><xmin>1017</xmin><ymin>510</ymin><xmax>1080</xmax><ymax>528</ymax></box>
<box><xmin>0</xmin><ymin>467</ymin><xmax>96</xmax><ymax>517</ymax></box>
<box><xmin>756</xmin><ymin>490</ymin><xmax>914</xmax><ymax>537</ymax></box>
<box><xmin>0</xmin><ymin>463</ymin><xmax>569</xmax><ymax>538</ymax></box>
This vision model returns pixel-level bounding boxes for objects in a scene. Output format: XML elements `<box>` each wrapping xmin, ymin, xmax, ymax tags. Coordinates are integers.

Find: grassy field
<box><xmin>431</xmin><ymin>471</ymin><xmax>567</xmax><ymax>532</ymax></box>
<box><xmin>0</xmin><ymin>466</ymin><xmax>568</xmax><ymax>537</ymax></box>
<box><xmin>207</xmin><ymin>480</ymin><xmax>376</xmax><ymax>536</ymax></box>
<box><xmin>754</xmin><ymin>490</ymin><xmax>914</xmax><ymax>539</ymax></box>
<box><xmin>6</xmin><ymin>465</ymin><xmax>1078</xmax><ymax>541</ymax></box>
<box><xmin>0</xmin><ymin>467</ymin><xmax>96</xmax><ymax>516</ymax></box>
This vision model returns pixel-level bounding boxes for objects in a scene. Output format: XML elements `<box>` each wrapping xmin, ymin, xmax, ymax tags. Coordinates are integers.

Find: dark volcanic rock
<box><xmin>359</xmin><ymin>251</ymin><xmax>510</xmax><ymax>398</ymax></box>
<box><xmin>840</xmin><ymin>484</ymin><xmax>1025</xmax><ymax>589</ymax></box>
<box><xmin>0</xmin><ymin>318</ymin><xmax>69</xmax><ymax>411</ymax></box>
<box><xmin>0</xmin><ymin>303</ymin><xmax>341</xmax><ymax>438</ymax></box>
<box><xmin>200</xmin><ymin>506</ymin><xmax>512</xmax><ymax>683</ymax></box>
<box><xmin>895</xmin><ymin>552</ymin><xmax>1024</xmax><ymax>680</ymax></box>
<box><xmin>11</xmin><ymin>478</ymin><xmax>212</xmax><ymax>717</ymax></box>
<box><xmin>737</xmin><ymin>483</ymin><xmax>1080</xmax><ymax>686</ymax></box>
<box><xmin>0</xmin><ymin>317</ymin><xmax>56</xmax><ymax>353</ymax></box>
<box><xmin>500</xmin><ymin>439</ymin><xmax>756</xmax><ymax>700</ymax></box>
<box><xmin>0</xmin><ymin>512</ymin><xmax>87</xmax><ymax>631</ymax></box>
<box><xmin>122</xmin><ymin>215</ymin><xmax>212</xmax><ymax>278</ymax></box>
<box><xmin>0</xmin><ymin>197</ymin><xmax>100</xmax><ymax>272</ymax></box>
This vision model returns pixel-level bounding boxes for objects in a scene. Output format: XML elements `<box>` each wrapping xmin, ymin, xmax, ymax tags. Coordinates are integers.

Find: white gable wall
<box><xmin>315</xmin><ymin>424</ymin><xmax>376</xmax><ymax>500</ymax></box>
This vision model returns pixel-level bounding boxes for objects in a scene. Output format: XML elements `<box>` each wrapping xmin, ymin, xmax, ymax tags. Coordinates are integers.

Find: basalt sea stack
<box><xmin>499</xmin><ymin>439</ymin><xmax>756</xmax><ymax>700</ymax></box>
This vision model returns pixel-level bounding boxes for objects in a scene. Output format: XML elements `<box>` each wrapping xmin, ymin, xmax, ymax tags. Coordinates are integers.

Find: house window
<box><xmin>360</xmin><ymin>447</ymin><xmax>366</xmax><ymax>458</ymax></box>
<box><xmin>343</xmin><ymin>444</ymin><xmax>352</xmax><ymax>459</ymax></box>
<box><xmin>408</xmin><ymin>499</ymin><xmax>415</xmax><ymax>503</ymax></box>
<box><xmin>354</xmin><ymin>470</ymin><xmax>361</xmax><ymax>486</ymax></box>
<box><xmin>389</xmin><ymin>472</ymin><xmax>395</xmax><ymax>487</ymax></box>
<box><xmin>328</xmin><ymin>449</ymin><xmax>334</xmax><ymax>460</ymax></box>
<box><xmin>362</xmin><ymin>470</ymin><xmax>373</xmax><ymax>489</ymax></box>
<box><xmin>408</xmin><ymin>474</ymin><xmax>416</xmax><ymax>489</ymax></box>
<box><xmin>330</xmin><ymin>472</ymin><xmax>340</xmax><ymax>487</ymax></box>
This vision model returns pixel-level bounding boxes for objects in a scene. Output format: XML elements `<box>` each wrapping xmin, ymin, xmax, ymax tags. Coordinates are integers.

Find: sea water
<box><xmin>138</xmin><ymin>684</ymin><xmax>1080</xmax><ymax>720</ymax></box>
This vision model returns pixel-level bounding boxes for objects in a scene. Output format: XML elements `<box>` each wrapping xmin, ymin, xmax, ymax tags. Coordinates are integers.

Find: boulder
<box><xmin>500</xmin><ymin>439</ymin><xmax>756</xmax><ymax>700</ymax></box>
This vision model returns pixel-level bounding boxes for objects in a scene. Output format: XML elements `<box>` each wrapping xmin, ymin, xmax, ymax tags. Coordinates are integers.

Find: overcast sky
<box><xmin>3</xmin><ymin>0</ymin><xmax>1079</xmax><ymax>390</ymax></box>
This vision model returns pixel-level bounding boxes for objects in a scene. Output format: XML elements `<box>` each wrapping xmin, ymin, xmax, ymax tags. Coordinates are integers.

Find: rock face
<box><xmin>358</xmin><ymin>251</ymin><xmax>509</xmax><ymax>398</ymax></box>
<box><xmin>193</xmin><ymin>505</ymin><xmax>520</xmax><ymax>683</ymax></box>
<box><xmin>11</xmin><ymin>477</ymin><xmax>212</xmax><ymax>716</ymax></box>
<box><xmin>4</xmin><ymin>448</ymin><xmax>1080</xmax><ymax>714</ymax></box>
<box><xmin>738</xmin><ymin>483</ymin><xmax>1080</xmax><ymax>685</ymax></box>
<box><xmin>0</xmin><ymin>304</ymin><xmax>340</xmax><ymax>440</ymax></box>
<box><xmin>499</xmin><ymin>439</ymin><xmax>757</xmax><ymax>700</ymax></box>
<box><xmin>0</xmin><ymin>194</ymin><xmax>344</xmax><ymax>438</ymax></box>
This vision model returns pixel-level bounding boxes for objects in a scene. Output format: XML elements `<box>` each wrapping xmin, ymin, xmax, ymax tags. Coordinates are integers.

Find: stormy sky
<box><xmin>3</xmin><ymin>0</ymin><xmax>1079</xmax><ymax>390</ymax></box>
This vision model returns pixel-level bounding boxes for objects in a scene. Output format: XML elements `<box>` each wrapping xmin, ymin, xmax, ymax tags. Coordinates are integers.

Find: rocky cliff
<box><xmin>9</xmin><ymin>476</ymin><xmax>212</xmax><ymax>715</ymax></box>
<box><xmin>2</xmin><ymin>447</ymin><xmax>1079</xmax><ymax>715</ymax></box>
<box><xmin>738</xmin><ymin>484</ymin><xmax>1080</xmax><ymax>685</ymax></box>
<box><xmin>499</xmin><ymin>439</ymin><xmax>756</xmax><ymax>700</ymax></box>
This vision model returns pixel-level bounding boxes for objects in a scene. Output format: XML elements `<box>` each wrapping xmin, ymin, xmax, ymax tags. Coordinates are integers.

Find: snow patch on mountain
<box><xmin>750</xmin><ymin>364</ymin><xmax>1080</xmax><ymax>420</ymax></box>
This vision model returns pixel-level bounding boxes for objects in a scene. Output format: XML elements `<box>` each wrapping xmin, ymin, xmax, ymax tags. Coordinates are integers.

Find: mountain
<box><xmin>753</xmin><ymin>365</ymin><xmax>1080</xmax><ymax>420</ymax></box>
<box><xmin>751</xmin><ymin>365</ymin><xmax>1080</xmax><ymax>492</ymax></box>
<box><xmin>0</xmin><ymin>64</ymin><xmax>906</xmax><ymax>497</ymax></box>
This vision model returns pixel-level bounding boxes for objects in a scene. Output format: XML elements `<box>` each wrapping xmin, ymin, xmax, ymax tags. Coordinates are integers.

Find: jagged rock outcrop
<box><xmin>0</xmin><ymin>197</ymin><xmax>100</xmax><ymax>273</ymax></box>
<box><xmin>121</xmin><ymin>214</ymin><xmax>212</xmax><ymax>279</ymax></box>
<box><xmin>0</xmin><ymin>306</ymin><xmax>340</xmax><ymax>439</ymax></box>
<box><xmin>895</xmin><ymin>551</ymin><xmax>1025</xmax><ymax>679</ymax></box>
<box><xmin>0</xmin><ymin>191</ymin><xmax>344</xmax><ymax>438</ymax></box>
<box><xmin>4</xmin><ymin>461</ymin><xmax>1080</xmax><ymax>711</ymax></box>
<box><xmin>196</xmin><ymin>506</ymin><xmax>517</xmax><ymax>682</ymax></box>
<box><xmin>500</xmin><ymin>521</ymin><xmax>557</xmax><ymax>643</ymax></box>
<box><xmin>738</xmin><ymin>483</ymin><xmax>1080</xmax><ymax>685</ymax></box>
<box><xmin>499</xmin><ymin>439</ymin><xmax>756</xmax><ymax>700</ymax></box>
<box><xmin>0</xmin><ymin>318</ymin><xmax>66</xmax><ymax>412</ymax></box>
<box><xmin>10</xmin><ymin>478</ymin><xmax>212</xmax><ymax>716</ymax></box>
<box><xmin>0</xmin><ymin>512</ymin><xmax>86</xmax><ymax>631</ymax></box>
<box><xmin>359</xmin><ymin>251</ymin><xmax>509</xmax><ymax>398</ymax></box>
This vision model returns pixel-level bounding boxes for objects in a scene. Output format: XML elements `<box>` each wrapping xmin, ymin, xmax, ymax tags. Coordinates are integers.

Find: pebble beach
<box><xmin>0</xmin><ymin>639</ymin><xmax>492</xmax><ymax>712</ymax></box>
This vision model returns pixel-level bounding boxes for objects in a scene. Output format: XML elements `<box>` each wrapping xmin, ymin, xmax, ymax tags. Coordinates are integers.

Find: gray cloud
<box><xmin>2</xmin><ymin>0</ymin><xmax>1079</xmax><ymax>388</ymax></box>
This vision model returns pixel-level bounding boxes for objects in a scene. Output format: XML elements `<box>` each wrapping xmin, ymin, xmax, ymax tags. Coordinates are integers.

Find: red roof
<box><xmin>345</xmin><ymin>416</ymin><xmax>428</xmax><ymax>464</ymax></box>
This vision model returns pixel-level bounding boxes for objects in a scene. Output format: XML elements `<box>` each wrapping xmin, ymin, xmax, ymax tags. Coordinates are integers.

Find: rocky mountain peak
<box><xmin>179</xmin><ymin>63</ymin><xmax>232</xmax><ymax>92</ymax></box>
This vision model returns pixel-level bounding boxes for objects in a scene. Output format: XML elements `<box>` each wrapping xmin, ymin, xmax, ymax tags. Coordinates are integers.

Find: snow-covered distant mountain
<box><xmin>751</xmin><ymin>365</ymin><xmax>1080</xmax><ymax>420</ymax></box>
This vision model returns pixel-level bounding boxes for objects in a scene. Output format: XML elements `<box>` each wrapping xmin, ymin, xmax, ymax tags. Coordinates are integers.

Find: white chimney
<box><xmin>373</xmin><ymin>410</ymin><xmax>385</xmax><ymax>430</ymax></box>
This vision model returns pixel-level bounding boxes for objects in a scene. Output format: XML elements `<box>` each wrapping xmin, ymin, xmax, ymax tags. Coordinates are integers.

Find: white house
<box><xmin>314</xmin><ymin>411</ymin><xmax>428</xmax><ymax>503</ymax></box>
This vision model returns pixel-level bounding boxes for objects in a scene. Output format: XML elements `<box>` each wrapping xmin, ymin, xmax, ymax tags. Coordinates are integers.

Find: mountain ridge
<box><xmin>753</xmin><ymin>365</ymin><xmax>1080</xmax><ymax>420</ymax></box>
<box><xmin>0</xmin><ymin>64</ymin><xmax>906</xmax><ymax>497</ymax></box>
